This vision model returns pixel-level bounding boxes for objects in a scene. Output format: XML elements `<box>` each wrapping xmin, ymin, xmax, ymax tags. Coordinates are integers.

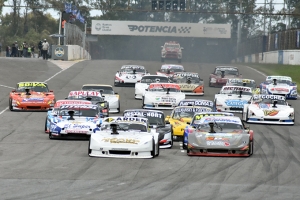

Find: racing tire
<box><xmin>161</xmin><ymin>58</ymin><xmax>164</xmax><ymax>62</ymax></box>
<box><xmin>186</xmin><ymin>143</ymin><xmax>190</xmax><ymax>155</ymax></box>
<box><xmin>9</xmin><ymin>99</ymin><xmax>13</xmax><ymax>111</ymax></box>
<box><xmin>248</xmin><ymin>140</ymin><xmax>254</xmax><ymax>156</ymax></box>
<box><xmin>167</xmin><ymin>131</ymin><xmax>173</xmax><ymax>149</ymax></box>
<box><xmin>178</xmin><ymin>59</ymin><xmax>181</xmax><ymax>63</ymax></box>
<box><xmin>49</xmin><ymin>132</ymin><xmax>54</xmax><ymax>140</ymax></box>
<box><xmin>117</xmin><ymin>101</ymin><xmax>120</xmax><ymax>113</ymax></box>
<box><xmin>244</xmin><ymin>109</ymin><xmax>249</xmax><ymax>122</ymax></box>
<box><xmin>156</xmin><ymin>142</ymin><xmax>160</xmax><ymax>157</ymax></box>
<box><xmin>114</xmin><ymin>81</ymin><xmax>119</xmax><ymax>87</ymax></box>
<box><xmin>44</xmin><ymin>117</ymin><xmax>48</xmax><ymax>132</ymax></box>
<box><xmin>151</xmin><ymin>139</ymin><xmax>156</xmax><ymax>158</ymax></box>
<box><xmin>209</xmin><ymin>79</ymin><xmax>212</xmax><ymax>87</ymax></box>
<box><xmin>142</xmin><ymin>97</ymin><xmax>145</xmax><ymax>108</ymax></box>
<box><xmin>88</xmin><ymin>138</ymin><xmax>92</xmax><ymax>156</ymax></box>
<box><xmin>182</xmin><ymin>135</ymin><xmax>187</xmax><ymax>150</ymax></box>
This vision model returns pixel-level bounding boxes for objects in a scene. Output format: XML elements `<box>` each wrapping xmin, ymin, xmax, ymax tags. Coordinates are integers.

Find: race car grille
<box><xmin>26</xmin><ymin>106</ymin><xmax>42</xmax><ymax>109</ymax></box>
<box><xmin>207</xmin><ymin>149</ymin><xmax>229</xmax><ymax>153</ymax></box>
<box><xmin>272</xmin><ymin>93</ymin><xmax>287</xmax><ymax>97</ymax></box>
<box><xmin>264</xmin><ymin>119</ymin><xmax>280</xmax><ymax>121</ymax></box>
<box><xmin>109</xmin><ymin>150</ymin><xmax>131</xmax><ymax>155</ymax></box>
<box><xmin>158</xmin><ymin>105</ymin><xmax>173</xmax><ymax>107</ymax></box>
<box><xmin>229</xmin><ymin>107</ymin><xmax>243</xmax><ymax>111</ymax></box>
<box><xmin>161</xmin><ymin>97</ymin><xmax>176</xmax><ymax>103</ymax></box>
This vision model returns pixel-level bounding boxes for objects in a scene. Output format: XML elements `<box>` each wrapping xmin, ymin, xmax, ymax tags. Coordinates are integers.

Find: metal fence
<box><xmin>239</xmin><ymin>29</ymin><xmax>300</xmax><ymax>57</ymax></box>
<box><xmin>64</xmin><ymin>23</ymin><xmax>89</xmax><ymax>52</ymax></box>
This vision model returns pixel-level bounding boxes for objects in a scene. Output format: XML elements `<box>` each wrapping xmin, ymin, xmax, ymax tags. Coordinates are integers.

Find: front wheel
<box><xmin>88</xmin><ymin>138</ymin><xmax>92</xmax><ymax>156</ymax></box>
<box><xmin>151</xmin><ymin>139</ymin><xmax>156</xmax><ymax>158</ymax></box>
<box><xmin>248</xmin><ymin>140</ymin><xmax>253</xmax><ymax>156</ymax></box>
<box><xmin>49</xmin><ymin>132</ymin><xmax>54</xmax><ymax>139</ymax></box>
<box><xmin>142</xmin><ymin>97</ymin><xmax>145</xmax><ymax>108</ymax></box>
<box><xmin>9</xmin><ymin>99</ymin><xmax>13</xmax><ymax>111</ymax></box>
<box><xmin>117</xmin><ymin>101</ymin><xmax>120</xmax><ymax>113</ymax></box>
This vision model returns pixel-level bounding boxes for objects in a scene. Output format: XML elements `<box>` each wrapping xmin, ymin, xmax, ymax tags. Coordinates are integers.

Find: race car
<box><xmin>114</xmin><ymin>65</ymin><xmax>149</xmax><ymax>86</ymax></box>
<box><xmin>170</xmin><ymin>72</ymin><xmax>204</xmax><ymax>95</ymax></box>
<box><xmin>259</xmin><ymin>76</ymin><xmax>297</xmax><ymax>99</ymax></box>
<box><xmin>156</xmin><ymin>64</ymin><xmax>184</xmax><ymax>77</ymax></box>
<box><xmin>182</xmin><ymin>112</ymin><xmax>234</xmax><ymax>148</ymax></box>
<box><xmin>209</xmin><ymin>66</ymin><xmax>242</xmax><ymax>87</ymax></box>
<box><xmin>135</xmin><ymin>75</ymin><xmax>169</xmax><ymax>100</ymax></box>
<box><xmin>242</xmin><ymin>94</ymin><xmax>294</xmax><ymax>125</ymax></box>
<box><xmin>178</xmin><ymin>99</ymin><xmax>215</xmax><ymax>110</ymax></box>
<box><xmin>9</xmin><ymin>82</ymin><xmax>55</xmax><ymax>111</ymax></box>
<box><xmin>123</xmin><ymin>109</ymin><xmax>173</xmax><ymax>148</ymax></box>
<box><xmin>143</xmin><ymin>83</ymin><xmax>185</xmax><ymax>110</ymax></box>
<box><xmin>184</xmin><ymin>116</ymin><xmax>254</xmax><ymax>157</ymax></box>
<box><xmin>66</xmin><ymin>91</ymin><xmax>109</xmax><ymax>117</ymax></box>
<box><xmin>81</xmin><ymin>84</ymin><xmax>120</xmax><ymax>113</ymax></box>
<box><xmin>165</xmin><ymin>106</ymin><xmax>213</xmax><ymax>141</ymax></box>
<box><xmin>215</xmin><ymin>86</ymin><xmax>253</xmax><ymax>113</ymax></box>
<box><xmin>48</xmin><ymin>104</ymin><xmax>103</xmax><ymax>139</ymax></box>
<box><xmin>226</xmin><ymin>78</ymin><xmax>260</xmax><ymax>94</ymax></box>
<box><xmin>161</xmin><ymin>41</ymin><xmax>183</xmax><ymax>63</ymax></box>
<box><xmin>45</xmin><ymin>99</ymin><xmax>92</xmax><ymax>133</ymax></box>
<box><xmin>89</xmin><ymin>116</ymin><xmax>159</xmax><ymax>158</ymax></box>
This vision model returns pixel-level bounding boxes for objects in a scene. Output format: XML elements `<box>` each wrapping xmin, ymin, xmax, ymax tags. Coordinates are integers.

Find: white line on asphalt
<box><xmin>0</xmin><ymin>64</ymin><xmax>76</xmax><ymax>116</ymax></box>
<box><xmin>246</xmin><ymin>65</ymin><xmax>300</xmax><ymax>98</ymax></box>
<box><xmin>0</xmin><ymin>84</ymin><xmax>15</xmax><ymax>89</ymax></box>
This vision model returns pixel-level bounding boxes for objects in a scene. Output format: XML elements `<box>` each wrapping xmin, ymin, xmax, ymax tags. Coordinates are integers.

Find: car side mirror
<box><xmin>158</xmin><ymin>69</ymin><xmax>161</xmax><ymax>71</ymax></box>
<box><xmin>48</xmin><ymin>108</ymin><xmax>53</xmax><ymax>111</ymax></box>
<box><xmin>149</xmin><ymin>125</ymin><xmax>154</xmax><ymax>128</ymax></box>
<box><xmin>50</xmin><ymin>90</ymin><xmax>53</xmax><ymax>92</ymax></box>
<box><xmin>145</xmin><ymin>89</ymin><xmax>148</xmax><ymax>91</ymax></box>
<box><xmin>117</xmin><ymin>71</ymin><xmax>119</xmax><ymax>73</ymax></box>
<box><xmin>65</xmin><ymin>97</ymin><xmax>68</xmax><ymax>99</ymax></box>
<box><xmin>186</xmin><ymin>122</ymin><xmax>190</xmax><ymax>125</ymax></box>
<box><xmin>288</xmin><ymin>104</ymin><xmax>292</xmax><ymax>106</ymax></box>
<box><xmin>115</xmin><ymin>92</ymin><xmax>118</xmax><ymax>94</ymax></box>
<box><xmin>12</xmin><ymin>89</ymin><xmax>16</xmax><ymax>92</ymax></box>
<box><xmin>165</xmin><ymin>121</ymin><xmax>170</xmax><ymax>124</ymax></box>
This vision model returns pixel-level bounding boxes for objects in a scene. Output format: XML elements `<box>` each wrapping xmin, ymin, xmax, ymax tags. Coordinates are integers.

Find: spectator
<box><xmin>23</xmin><ymin>42</ymin><xmax>28</xmax><ymax>58</ymax></box>
<box><xmin>19</xmin><ymin>43</ymin><xmax>23</xmax><ymax>57</ymax></box>
<box><xmin>38</xmin><ymin>41</ymin><xmax>43</xmax><ymax>58</ymax></box>
<box><xmin>28</xmin><ymin>46</ymin><xmax>32</xmax><ymax>58</ymax></box>
<box><xmin>41</xmin><ymin>39</ymin><xmax>49</xmax><ymax>60</ymax></box>
<box><xmin>31</xmin><ymin>46</ymin><xmax>35</xmax><ymax>58</ymax></box>
<box><xmin>11</xmin><ymin>42</ymin><xmax>16</xmax><ymax>57</ymax></box>
<box><xmin>6</xmin><ymin>46</ymin><xmax>10</xmax><ymax>57</ymax></box>
<box><xmin>14</xmin><ymin>41</ymin><xmax>18</xmax><ymax>56</ymax></box>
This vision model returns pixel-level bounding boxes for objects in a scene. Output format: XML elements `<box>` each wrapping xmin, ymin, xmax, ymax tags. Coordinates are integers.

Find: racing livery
<box><xmin>81</xmin><ymin>84</ymin><xmax>120</xmax><ymax>113</ymax></box>
<box><xmin>89</xmin><ymin>116</ymin><xmax>159</xmax><ymax>158</ymax></box>
<box><xmin>165</xmin><ymin>106</ymin><xmax>213</xmax><ymax>141</ymax></box>
<box><xmin>209</xmin><ymin>66</ymin><xmax>242</xmax><ymax>87</ymax></box>
<box><xmin>66</xmin><ymin>91</ymin><xmax>109</xmax><ymax>117</ymax></box>
<box><xmin>242</xmin><ymin>94</ymin><xmax>294</xmax><ymax>125</ymax></box>
<box><xmin>124</xmin><ymin>109</ymin><xmax>173</xmax><ymax>148</ymax></box>
<box><xmin>226</xmin><ymin>78</ymin><xmax>260</xmax><ymax>94</ymax></box>
<box><xmin>156</xmin><ymin>64</ymin><xmax>184</xmax><ymax>77</ymax></box>
<box><xmin>9</xmin><ymin>82</ymin><xmax>55</xmax><ymax>111</ymax></box>
<box><xmin>215</xmin><ymin>86</ymin><xmax>253</xmax><ymax>113</ymax></box>
<box><xmin>48</xmin><ymin>104</ymin><xmax>103</xmax><ymax>139</ymax></box>
<box><xmin>114</xmin><ymin>65</ymin><xmax>149</xmax><ymax>86</ymax></box>
<box><xmin>161</xmin><ymin>41</ymin><xmax>183</xmax><ymax>63</ymax></box>
<box><xmin>259</xmin><ymin>76</ymin><xmax>297</xmax><ymax>99</ymax></box>
<box><xmin>184</xmin><ymin>116</ymin><xmax>253</xmax><ymax>157</ymax></box>
<box><xmin>135</xmin><ymin>75</ymin><xmax>169</xmax><ymax>100</ymax></box>
<box><xmin>171</xmin><ymin>72</ymin><xmax>204</xmax><ymax>95</ymax></box>
<box><xmin>177</xmin><ymin>99</ymin><xmax>215</xmax><ymax>110</ymax></box>
<box><xmin>143</xmin><ymin>83</ymin><xmax>185</xmax><ymax>110</ymax></box>
<box><xmin>45</xmin><ymin>100</ymin><xmax>92</xmax><ymax>133</ymax></box>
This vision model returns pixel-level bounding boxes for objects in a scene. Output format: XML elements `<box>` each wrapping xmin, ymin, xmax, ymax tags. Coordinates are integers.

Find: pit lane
<box><xmin>0</xmin><ymin>58</ymin><xmax>299</xmax><ymax>200</ymax></box>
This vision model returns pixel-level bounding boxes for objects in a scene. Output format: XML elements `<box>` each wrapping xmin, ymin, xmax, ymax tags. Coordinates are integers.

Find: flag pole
<box><xmin>58</xmin><ymin>11</ymin><xmax>62</xmax><ymax>45</ymax></box>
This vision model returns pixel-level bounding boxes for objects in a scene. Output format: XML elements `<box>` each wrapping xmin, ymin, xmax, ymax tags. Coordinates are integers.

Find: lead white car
<box><xmin>114</xmin><ymin>65</ymin><xmax>149</xmax><ymax>86</ymax></box>
<box><xmin>215</xmin><ymin>86</ymin><xmax>253</xmax><ymax>113</ymax></box>
<box><xmin>242</xmin><ymin>94</ymin><xmax>294</xmax><ymax>125</ymax></box>
<box><xmin>143</xmin><ymin>83</ymin><xmax>185</xmax><ymax>110</ymax></box>
<box><xmin>81</xmin><ymin>84</ymin><xmax>120</xmax><ymax>113</ymax></box>
<box><xmin>89</xmin><ymin>116</ymin><xmax>159</xmax><ymax>158</ymax></box>
<box><xmin>135</xmin><ymin>75</ymin><xmax>169</xmax><ymax>99</ymax></box>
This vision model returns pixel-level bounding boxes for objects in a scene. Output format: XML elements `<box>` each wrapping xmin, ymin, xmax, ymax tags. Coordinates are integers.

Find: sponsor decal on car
<box><xmin>68</xmin><ymin>91</ymin><xmax>101</xmax><ymax>97</ymax></box>
<box><xmin>124</xmin><ymin>111</ymin><xmax>163</xmax><ymax>118</ymax></box>
<box><xmin>225</xmin><ymin>100</ymin><xmax>248</xmax><ymax>107</ymax></box>
<box><xmin>206</xmin><ymin>141</ymin><xmax>230</xmax><ymax>146</ymax></box>
<box><xmin>263</xmin><ymin>109</ymin><xmax>279</xmax><ymax>116</ymax></box>
<box><xmin>254</xmin><ymin>95</ymin><xmax>285</xmax><ymax>100</ymax></box>
<box><xmin>174</xmin><ymin>107</ymin><xmax>212</xmax><ymax>113</ymax></box>
<box><xmin>178</xmin><ymin>100</ymin><xmax>213</xmax><ymax>107</ymax></box>
<box><xmin>22</xmin><ymin>98</ymin><xmax>44</xmax><ymax>102</ymax></box>
<box><xmin>18</xmin><ymin>82</ymin><xmax>47</xmax><ymax>87</ymax></box>
<box><xmin>101</xmin><ymin>138</ymin><xmax>140</xmax><ymax>144</ymax></box>
<box><xmin>269</xmin><ymin>88</ymin><xmax>289</xmax><ymax>92</ymax></box>
<box><xmin>222</xmin><ymin>86</ymin><xmax>251</xmax><ymax>92</ymax></box>
<box><xmin>179</xmin><ymin>84</ymin><xmax>198</xmax><ymax>89</ymax></box>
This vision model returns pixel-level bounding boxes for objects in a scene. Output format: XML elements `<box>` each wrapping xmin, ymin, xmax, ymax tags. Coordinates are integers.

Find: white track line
<box><xmin>0</xmin><ymin>84</ymin><xmax>15</xmax><ymax>89</ymax></box>
<box><xmin>0</xmin><ymin>65</ymin><xmax>74</xmax><ymax>116</ymax></box>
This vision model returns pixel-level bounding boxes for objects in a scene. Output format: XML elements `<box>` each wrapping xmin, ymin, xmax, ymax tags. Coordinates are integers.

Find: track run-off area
<box><xmin>0</xmin><ymin>58</ymin><xmax>299</xmax><ymax>200</ymax></box>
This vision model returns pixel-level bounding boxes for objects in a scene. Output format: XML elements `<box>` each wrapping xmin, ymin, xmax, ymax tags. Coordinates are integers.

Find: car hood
<box><xmin>215</xmin><ymin>94</ymin><xmax>252</xmax><ymax>106</ymax></box>
<box><xmin>266</xmin><ymin>84</ymin><xmax>292</xmax><ymax>93</ymax></box>
<box><xmin>178</xmin><ymin>83</ymin><xmax>200</xmax><ymax>91</ymax></box>
<box><xmin>248</xmin><ymin>104</ymin><xmax>293</xmax><ymax>116</ymax></box>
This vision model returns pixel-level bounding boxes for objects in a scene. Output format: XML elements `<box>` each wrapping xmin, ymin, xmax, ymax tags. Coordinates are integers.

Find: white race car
<box><xmin>215</xmin><ymin>86</ymin><xmax>253</xmax><ymax>113</ymax></box>
<box><xmin>114</xmin><ymin>65</ymin><xmax>149</xmax><ymax>86</ymax></box>
<box><xmin>49</xmin><ymin>104</ymin><xmax>102</xmax><ymax>139</ymax></box>
<box><xmin>260</xmin><ymin>76</ymin><xmax>297</xmax><ymax>99</ymax></box>
<box><xmin>81</xmin><ymin>84</ymin><xmax>120</xmax><ymax>113</ymax></box>
<box><xmin>143</xmin><ymin>83</ymin><xmax>185</xmax><ymax>110</ymax></box>
<box><xmin>89</xmin><ymin>116</ymin><xmax>159</xmax><ymax>158</ymax></box>
<box><xmin>242</xmin><ymin>94</ymin><xmax>294</xmax><ymax>125</ymax></box>
<box><xmin>135</xmin><ymin>75</ymin><xmax>169</xmax><ymax>100</ymax></box>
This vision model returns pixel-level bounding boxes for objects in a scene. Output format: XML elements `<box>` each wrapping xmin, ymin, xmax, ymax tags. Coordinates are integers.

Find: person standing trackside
<box><xmin>42</xmin><ymin>39</ymin><xmax>49</xmax><ymax>60</ymax></box>
<box><xmin>38</xmin><ymin>41</ymin><xmax>42</xmax><ymax>58</ymax></box>
<box><xmin>23</xmin><ymin>42</ymin><xmax>28</xmax><ymax>57</ymax></box>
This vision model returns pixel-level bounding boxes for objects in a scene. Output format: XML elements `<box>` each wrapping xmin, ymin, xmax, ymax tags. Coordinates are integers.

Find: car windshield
<box><xmin>82</xmin><ymin>86</ymin><xmax>114</xmax><ymax>94</ymax></box>
<box><xmin>101</xmin><ymin>123</ymin><xmax>148</xmax><ymax>132</ymax></box>
<box><xmin>174</xmin><ymin>76</ymin><xmax>202</xmax><ymax>84</ymax></box>
<box><xmin>253</xmin><ymin>98</ymin><xmax>286</xmax><ymax>105</ymax></box>
<box><xmin>58</xmin><ymin>107</ymin><xmax>98</xmax><ymax>117</ymax></box>
<box><xmin>266</xmin><ymin>79</ymin><xmax>292</xmax><ymax>85</ymax></box>
<box><xmin>216</xmin><ymin>69</ymin><xmax>239</xmax><ymax>76</ymax></box>
<box><xmin>221</xmin><ymin>90</ymin><xmax>252</xmax><ymax>96</ymax></box>
<box><xmin>165</xmin><ymin>44</ymin><xmax>180</xmax><ymax>48</ymax></box>
<box><xmin>141</xmin><ymin>76</ymin><xmax>169</xmax><ymax>83</ymax></box>
<box><xmin>161</xmin><ymin>68</ymin><xmax>184</xmax><ymax>73</ymax></box>
<box><xmin>172</xmin><ymin>109</ymin><xmax>196</xmax><ymax>119</ymax></box>
<box><xmin>16</xmin><ymin>83</ymin><xmax>49</xmax><ymax>92</ymax></box>
<box><xmin>67</xmin><ymin>96</ymin><xmax>103</xmax><ymax>101</ymax></box>
<box><xmin>121</xmin><ymin>68</ymin><xmax>145</xmax><ymax>73</ymax></box>
<box><xmin>149</xmin><ymin>88</ymin><xmax>180</xmax><ymax>92</ymax></box>
<box><xmin>123</xmin><ymin>111</ymin><xmax>165</xmax><ymax>126</ymax></box>
<box><xmin>198</xmin><ymin>122</ymin><xmax>243</xmax><ymax>133</ymax></box>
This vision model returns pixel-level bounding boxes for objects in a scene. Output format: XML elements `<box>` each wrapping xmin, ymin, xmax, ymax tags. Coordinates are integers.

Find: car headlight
<box><xmin>291</xmin><ymin>90</ymin><xmax>297</xmax><ymax>95</ymax></box>
<box><xmin>249</xmin><ymin>110</ymin><xmax>255</xmax><ymax>116</ymax></box>
<box><xmin>289</xmin><ymin>112</ymin><xmax>294</xmax><ymax>117</ymax></box>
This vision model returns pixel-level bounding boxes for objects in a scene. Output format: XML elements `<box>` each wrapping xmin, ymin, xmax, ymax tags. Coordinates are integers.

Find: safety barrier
<box><xmin>52</xmin><ymin>45</ymin><xmax>91</xmax><ymax>61</ymax></box>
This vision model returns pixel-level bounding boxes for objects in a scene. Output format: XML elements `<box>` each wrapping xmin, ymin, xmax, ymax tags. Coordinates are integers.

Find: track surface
<box><xmin>0</xmin><ymin>58</ymin><xmax>300</xmax><ymax>200</ymax></box>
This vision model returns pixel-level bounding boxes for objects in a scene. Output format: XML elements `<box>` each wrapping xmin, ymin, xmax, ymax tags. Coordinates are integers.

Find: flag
<box><xmin>64</xmin><ymin>3</ymin><xmax>72</xmax><ymax>13</ymax></box>
<box><xmin>79</xmin><ymin>14</ymin><xmax>85</xmax><ymax>24</ymax></box>
<box><xmin>72</xmin><ymin>6</ymin><xmax>78</xmax><ymax>15</ymax></box>
<box><xmin>76</xmin><ymin>10</ymin><xmax>81</xmax><ymax>20</ymax></box>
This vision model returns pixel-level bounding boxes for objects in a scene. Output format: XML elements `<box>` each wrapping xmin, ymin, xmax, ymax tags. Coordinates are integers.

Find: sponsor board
<box><xmin>92</xmin><ymin>20</ymin><xmax>231</xmax><ymax>38</ymax></box>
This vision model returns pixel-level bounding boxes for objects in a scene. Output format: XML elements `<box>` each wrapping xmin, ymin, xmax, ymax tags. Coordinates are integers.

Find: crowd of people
<box><xmin>5</xmin><ymin>39</ymin><xmax>50</xmax><ymax>60</ymax></box>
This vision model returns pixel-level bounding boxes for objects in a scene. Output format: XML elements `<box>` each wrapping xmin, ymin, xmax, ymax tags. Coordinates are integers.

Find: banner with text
<box><xmin>91</xmin><ymin>20</ymin><xmax>231</xmax><ymax>38</ymax></box>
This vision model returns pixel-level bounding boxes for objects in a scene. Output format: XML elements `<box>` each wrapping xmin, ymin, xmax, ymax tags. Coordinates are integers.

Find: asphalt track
<box><xmin>0</xmin><ymin>57</ymin><xmax>299</xmax><ymax>200</ymax></box>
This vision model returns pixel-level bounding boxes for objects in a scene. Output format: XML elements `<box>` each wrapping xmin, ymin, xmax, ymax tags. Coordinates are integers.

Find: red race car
<box><xmin>161</xmin><ymin>41</ymin><xmax>184</xmax><ymax>63</ymax></box>
<box><xmin>209</xmin><ymin>66</ymin><xmax>242</xmax><ymax>87</ymax></box>
<box><xmin>9</xmin><ymin>82</ymin><xmax>55</xmax><ymax>111</ymax></box>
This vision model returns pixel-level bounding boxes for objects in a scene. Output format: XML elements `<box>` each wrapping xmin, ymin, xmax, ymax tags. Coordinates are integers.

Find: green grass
<box><xmin>245</xmin><ymin>63</ymin><xmax>300</xmax><ymax>90</ymax></box>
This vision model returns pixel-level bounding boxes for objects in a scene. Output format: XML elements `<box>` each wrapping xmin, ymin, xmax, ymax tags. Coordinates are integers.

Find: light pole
<box><xmin>236</xmin><ymin>0</ymin><xmax>242</xmax><ymax>59</ymax></box>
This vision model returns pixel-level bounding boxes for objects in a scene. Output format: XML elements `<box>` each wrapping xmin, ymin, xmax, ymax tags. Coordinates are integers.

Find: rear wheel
<box><xmin>151</xmin><ymin>139</ymin><xmax>156</xmax><ymax>158</ymax></box>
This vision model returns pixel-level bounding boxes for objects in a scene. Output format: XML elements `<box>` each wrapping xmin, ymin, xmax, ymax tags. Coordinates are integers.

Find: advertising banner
<box><xmin>91</xmin><ymin>20</ymin><xmax>231</xmax><ymax>38</ymax></box>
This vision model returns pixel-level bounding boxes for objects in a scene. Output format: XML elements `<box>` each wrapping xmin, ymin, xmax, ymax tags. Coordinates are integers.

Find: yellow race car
<box><xmin>165</xmin><ymin>106</ymin><xmax>212</xmax><ymax>141</ymax></box>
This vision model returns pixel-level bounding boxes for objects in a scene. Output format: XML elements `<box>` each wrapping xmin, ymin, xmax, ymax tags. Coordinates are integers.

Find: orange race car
<box><xmin>9</xmin><ymin>82</ymin><xmax>56</xmax><ymax>111</ymax></box>
<box><xmin>170</xmin><ymin>72</ymin><xmax>204</xmax><ymax>95</ymax></box>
